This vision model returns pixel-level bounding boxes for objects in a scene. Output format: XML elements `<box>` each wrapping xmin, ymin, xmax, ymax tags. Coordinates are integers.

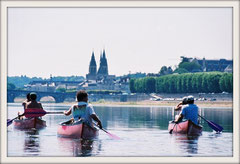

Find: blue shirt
<box><xmin>181</xmin><ymin>104</ymin><xmax>199</xmax><ymax>125</ymax></box>
<box><xmin>71</xmin><ymin>102</ymin><xmax>95</xmax><ymax>124</ymax></box>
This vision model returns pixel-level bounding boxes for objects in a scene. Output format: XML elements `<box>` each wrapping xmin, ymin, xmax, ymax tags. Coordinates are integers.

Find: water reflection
<box><xmin>8</xmin><ymin>103</ymin><xmax>233</xmax><ymax>157</ymax></box>
<box><xmin>24</xmin><ymin>129</ymin><xmax>40</xmax><ymax>155</ymax></box>
<box><xmin>57</xmin><ymin>137</ymin><xmax>101</xmax><ymax>157</ymax></box>
<box><xmin>94</xmin><ymin>106</ymin><xmax>233</xmax><ymax>132</ymax></box>
<box><xmin>174</xmin><ymin>134</ymin><xmax>200</xmax><ymax>156</ymax></box>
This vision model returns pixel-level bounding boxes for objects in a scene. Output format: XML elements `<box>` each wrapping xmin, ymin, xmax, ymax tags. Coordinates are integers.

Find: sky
<box><xmin>8</xmin><ymin>7</ymin><xmax>232</xmax><ymax>78</ymax></box>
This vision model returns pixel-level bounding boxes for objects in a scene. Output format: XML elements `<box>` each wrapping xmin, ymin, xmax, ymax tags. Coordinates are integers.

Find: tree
<box><xmin>173</xmin><ymin>68</ymin><xmax>189</xmax><ymax>74</ymax></box>
<box><xmin>129</xmin><ymin>79</ymin><xmax>136</xmax><ymax>93</ymax></box>
<box><xmin>145</xmin><ymin>77</ymin><xmax>156</xmax><ymax>93</ymax></box>
<box><xmin>159</xmin><ymin>66</ymin><xmax>168</xmax><ymax>75</ymax></box>
<box><xmin>178</xmin><ymin>62</ymin><xmax>201</xmax><ymax>72</ymax></box>
<box><xmin>219</xmin><ymin>73</ymin><xmax>233</xmax><ymax>93</ymax></box>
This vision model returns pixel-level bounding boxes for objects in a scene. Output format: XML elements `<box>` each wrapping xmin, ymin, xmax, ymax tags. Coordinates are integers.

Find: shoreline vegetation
<box><xmin>13</xmin><ymin>98</ymin><xmax>233</xmax><ymax>108</ymax></box>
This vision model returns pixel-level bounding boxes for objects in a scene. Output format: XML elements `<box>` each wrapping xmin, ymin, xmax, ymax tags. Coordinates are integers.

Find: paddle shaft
<box><xmin>169</xmin><ymin>123</ymin><xmax>177</xmax><ymax>134</ymax></box>
<box><xmin>7</xmin><ymin>113</ymin><xmax>25</xmax><ymax>126</ymax></box>
<box><xmin>93</xmin><ymin>122</ymin><xmax>120</xmax><ymax>139</ymax></box>
<box><xmin>198</xmin><ymin>114</ymin><xmax>223</xmax><ymax>132</ymax></box>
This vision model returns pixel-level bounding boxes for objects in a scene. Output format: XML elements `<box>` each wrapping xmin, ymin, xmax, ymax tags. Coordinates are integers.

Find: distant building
<box><xmin>198</xmin><ymin>58</ymin><xmax>233</xmax><ymax>72</ymax></box>
<box><xmin>86</xmin><ymin>49</ymin><xmax>115</xmax><ymax>83</ymax></box>
<box><xmin>180</xmin><ymin>56</ymin><xmax>233</xmax><ymax>73</ymax></box>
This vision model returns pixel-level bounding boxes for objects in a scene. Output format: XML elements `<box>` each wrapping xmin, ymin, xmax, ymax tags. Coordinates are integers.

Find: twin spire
<box><xmin>89</xmin><ymin>49</ymin><xmax>108</xmax><ymax>76</ymax></box>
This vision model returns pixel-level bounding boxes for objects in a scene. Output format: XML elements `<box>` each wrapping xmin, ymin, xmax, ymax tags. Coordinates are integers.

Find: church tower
<box><xmin>89</xmin><ymin>52</ymin><xmax>97</xmax><ymax>74</ymax></box>
<box><xmin>86</xmin><ymin>51</ymin><xmax>97</xmax><ymax>80</ymax></box>
<box><xmin>97</xmin><ymin>49</ymin><xmax>108</xmax><ymax>76</ymax></box>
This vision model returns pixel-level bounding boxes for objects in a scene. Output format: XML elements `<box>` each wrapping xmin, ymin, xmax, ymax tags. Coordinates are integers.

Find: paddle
<box><xmin>198</xmin><ymin>114</ymin><xmax>223</xmax><ymax>133</ymax></box>
<box><xmin>169</xmin><ymin>123</ymin><xmax>177</xmax><ymax>134</ymax></box>
<box><xmin>7</xmin><ymin>113</ymin><xmax>25</xmax><ymax>126</ymax></box>
<box><xmin>24</xmin><ymin>108</ymin><xmax>64</xmax><ymax>118</ymax></box>
<box><xmin>93</xmin><ymin>122</ymin><xmax>120</xmax><ymax>140</ymax></box>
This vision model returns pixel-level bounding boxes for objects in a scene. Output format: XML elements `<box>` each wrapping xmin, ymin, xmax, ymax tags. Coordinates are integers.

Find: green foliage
<box><xmin>7</xmin><ymin>83</ymin><xmax>16</xmax><ymax>90</ymax></box>
<box><xmin>145</xmin><ymin>77</ymin><xmax>156</xmax><ymax>93</ymax></box>
<box><xmin>173</xmin><ymin>68</ymin><xmax>189</xmax><ymax>74</ymax></box>
<box><xmin>219</xmin><ymin>73</ymin><xmax>233</xmax><ymax>93</ymax></box>
<box><xmin>7</xmin><ymin>75</ymin><xmax>85</xmax><ymax>89</ymax></box>
<box><xmin>130</xmin><ymin>72</ymin><xmax>233</xmax><ymax>94</ymax></box>
<box><xmin>130</xmin><ymin>79</ymin><xmax>136</xmax><ymax>93</ymax></box>
<box><xmin>7</xmin><ymin>76</ymin><xmax>43</xmax><ymax>88</ymax></box>
<box><xmin>159</xmin><ymin>66</ymin><xmax>173</xmax><ymax>76</ymax></box>
<box><xmin>178</xmin><ymin>62</ymin><xmax>202</xmax><ymax>72</ymax></box>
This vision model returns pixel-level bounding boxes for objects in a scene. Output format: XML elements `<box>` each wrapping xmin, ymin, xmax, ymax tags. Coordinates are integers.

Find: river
<box><xmin>7</xmin><ymin>103</ymin><xmax>233</xmax><ymax>157</ymax></box>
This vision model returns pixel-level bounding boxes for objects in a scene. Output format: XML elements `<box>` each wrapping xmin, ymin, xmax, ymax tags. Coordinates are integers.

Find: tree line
<box><xmin>130</xmin><ymin>72</ymin><xmax>233</xmax><ymax>94</ymax></box>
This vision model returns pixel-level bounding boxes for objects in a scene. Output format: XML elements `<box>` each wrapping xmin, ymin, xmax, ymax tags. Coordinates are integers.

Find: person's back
<box><xmin>181</xmin><ymin>104</ymin><xmax>198</xmax><ymax>125</ymax></box>
<box><xmin>26</xmin><ymin>92</ymin><xmax>43</xmax><ymax>109</ymax></box>
<box><xmin>71</xmin><ymin>102</ymin><xmax>95</xmax><ymax>125</ymax></box>
<box><xmin>64</xmin><ymin>90</ymin><xmax>102</xmax><ymax>129</ymax></box>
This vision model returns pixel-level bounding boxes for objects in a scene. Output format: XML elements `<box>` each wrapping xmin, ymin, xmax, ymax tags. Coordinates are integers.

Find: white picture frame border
<box><xmin>1</xmin><ymin>0</ymin><xmax>239</xmax><ymax>163</ymax></box>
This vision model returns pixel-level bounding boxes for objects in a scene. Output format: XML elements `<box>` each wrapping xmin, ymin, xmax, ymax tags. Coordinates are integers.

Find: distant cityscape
<box><xmin>8</xmin><ymin>50</ymin><xmax>233</xmax><ymax>95</ymax></box>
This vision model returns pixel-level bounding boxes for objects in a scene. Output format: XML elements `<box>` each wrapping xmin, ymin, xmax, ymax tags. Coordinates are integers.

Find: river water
<box><xmin>7</xmin><ymin>103</ymin><xmax>233</xmax><ymax>157</ymax></box>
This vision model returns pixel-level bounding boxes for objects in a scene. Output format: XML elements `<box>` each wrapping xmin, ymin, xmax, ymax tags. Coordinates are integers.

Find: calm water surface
<box><xmin>7</xmin><ymin>103</ymin><xmax>233</xmax><ymax>157</ymax></box>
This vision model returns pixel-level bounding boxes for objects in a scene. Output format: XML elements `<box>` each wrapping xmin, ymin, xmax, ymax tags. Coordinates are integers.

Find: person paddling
<box><xmin>174</xmin><ymin>95</ymin><xmax>199</xmax><ymax>125</ymax></box>
<box><xmin>174</xmin><ymin>96</ymin><xmax>188</xmax><ymax>111</ymax></box>
<box><xmin>22</xmin><ymin>93</ymin><xmax>31</xmax><ymax>109</ymax></box>
<box><xmin>18</xmin><ymin>93</ymin><xmax>31</xmax><ymax>119</ymax></box>
<box><xmin>64</xmin><ymin>90</ymin><xmax>102</xmax><ymax>129</ymax></box>
<box><xmin>26</xmin><ymin>92</ymin><xmax>43</xmax><ymax>109</ymax></box>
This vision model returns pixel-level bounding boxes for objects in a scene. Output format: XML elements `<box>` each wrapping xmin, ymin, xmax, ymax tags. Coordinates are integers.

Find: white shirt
<box><xmin>71</xmin><ymin>102</ymin><xmax>95</xmax><ymax>124</ymax></box>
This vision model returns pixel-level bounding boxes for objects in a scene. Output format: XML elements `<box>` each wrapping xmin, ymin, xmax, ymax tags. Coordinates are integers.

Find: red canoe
<box><xmin>168</xmin><ymin>120</ymin><xmax>202</xmax><ymax>136</ymax></box>
<box><xmin>14</xmin><ymin>117</ymin><xmax>46</xmax><ymax>129</ymax></box>
<box><xmin>57</xmin><ymin>120</ymin><xmax>99</xmax><ymax>139</ymax></box>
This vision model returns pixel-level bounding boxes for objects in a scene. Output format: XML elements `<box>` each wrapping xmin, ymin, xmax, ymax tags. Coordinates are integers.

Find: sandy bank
<box><xmin>90</xmin><ymin>100</ymin><xmax>232</xmax><ymax>108</ymax></box>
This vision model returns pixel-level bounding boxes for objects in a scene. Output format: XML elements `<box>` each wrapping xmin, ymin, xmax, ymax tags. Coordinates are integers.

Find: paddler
<box><xmin>18</xmin><ymin>93</ymin><xmax>31</xmax><ymax>119</ymax></box>
<box><xmin>174</xmin><ymin>96</ymin><xmax>188</xmax><ymax>111</ymax></box>
<box><xmin>64</xmin><ymin>90</ymin><xmax>103</xmax><ymax>129</ymax></box>
<box><xmin>174</xmin><ymin>95</ymin><xmax>199</xmax><ymax>125</ymax></box>
<box><xmin>22</xmin><ymin>93</ymin><xmax>31</xmax><ymax>109</ymax></box>
<box><xmin>26</xmin><ymin>92</ymin><xmax>43</xmax><ymax>109</ymax></box>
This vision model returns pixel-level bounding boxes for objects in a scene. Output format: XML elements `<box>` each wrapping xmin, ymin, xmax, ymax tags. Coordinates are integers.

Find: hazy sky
<box><xmin>8</xmin><ymin>8</ymin><xmax>232</xmax><ymax>78</ymax></box>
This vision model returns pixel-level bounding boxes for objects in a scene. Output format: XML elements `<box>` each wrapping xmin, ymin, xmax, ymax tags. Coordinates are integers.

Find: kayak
<box><xmin>168</xmin><ymin>120</ymin><xmax>202</xmax><ymax>136</ymax></box>
<box><xmin>57</xmin><ymin>120</ymin><xmax>99</xmax><ymax>139</ymax></box>
<box><xmin>14</xmin><ymin>117</ymin><xmax>46</xmax><ymax>129</ymax></box>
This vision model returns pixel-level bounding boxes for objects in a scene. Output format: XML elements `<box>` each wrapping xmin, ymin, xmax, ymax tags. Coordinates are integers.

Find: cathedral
<box><xmin>86</xmin><ymin>49</ymin><xmax>112</xmax><ymax>82</ymax></box>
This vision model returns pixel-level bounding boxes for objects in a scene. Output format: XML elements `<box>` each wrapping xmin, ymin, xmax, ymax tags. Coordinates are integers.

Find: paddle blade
<box><xmin>207</xmin><ymin>120</ymin><xmax>223</xmax><ymax>132</ymax></box>
<box><xmin>7</xmin><ymin>119</ymin><xmax>13</xmax><ymax>126</ymax></box>
<box><xmin>105</xmin><ymin>131</ymin><xmax>121</xmax><ymax>140</ymax></box>
<box><xmin>24</xmin><ymin>108</ymin><xmax>47</xmax><ymax>118</ymax></box>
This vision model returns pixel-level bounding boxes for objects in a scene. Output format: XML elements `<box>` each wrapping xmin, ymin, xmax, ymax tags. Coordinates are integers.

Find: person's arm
<box><xmin>64</xmin><ymin>106</ymin><xmax>72</xmax><ymax>116</ymax></box>
<box><xmin>91</xmin><ymin>114</ymin><xmax>102</xmax><ymax>129</ymax></box>
<box><xmin>174</xmin><ymin>102</ymin><xmax>182</xmax><ymax>111</ymax></box>
<box><xmin>39</xmin><ymin>103</ymin><xmax>43</xmax><ymax>109</ymax></box>
<box><xmin>174</xmin><ymin>114</ymin><xmax>183</xmax><ymax>123</ymax></box>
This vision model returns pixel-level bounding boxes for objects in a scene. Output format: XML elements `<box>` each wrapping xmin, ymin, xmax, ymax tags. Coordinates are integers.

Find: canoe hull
<box><xmin>13</xmin><ymin>117</ymin><xmax>46</xmax><ymax>129</ymax></box>
<box><xmin>168</xmin><ymin>120</ymin><xmax>202</xmax><ymax>136</ymax></box>
<box><xmin>57</xmin><ymin>120</ymin><xmax>99</xmax><ymax>139</ymax></box>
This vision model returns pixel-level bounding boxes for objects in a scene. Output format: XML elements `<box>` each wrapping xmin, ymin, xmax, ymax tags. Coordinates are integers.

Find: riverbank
<box><xmin>14</xmin><ymin>98</ymin><xmax>233</xmax><ymax>108</ymax></box>
<box><xmin>90</xmin><ymin>100</ymin><xmax>233</xmax><ymax>108</ymax></box>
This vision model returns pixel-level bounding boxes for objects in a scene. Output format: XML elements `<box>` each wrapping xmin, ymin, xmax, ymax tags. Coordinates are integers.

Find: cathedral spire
<box><xmin>97</xmin><ymin>49</ymin><xmax>108</xmax><ymax>75</ymax></box>
<box><xmin>89</xmin><ymin>51</ymin><xmax>97</xmax><ymax>75</ymax></box>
